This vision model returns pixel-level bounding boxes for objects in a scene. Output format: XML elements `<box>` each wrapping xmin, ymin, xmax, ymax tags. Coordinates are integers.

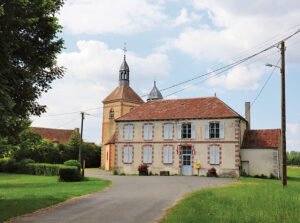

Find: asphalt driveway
<box><xmin>11</xmin><ymin>170</ymin><xmax>235</xmax><ymax>223</ymax></box>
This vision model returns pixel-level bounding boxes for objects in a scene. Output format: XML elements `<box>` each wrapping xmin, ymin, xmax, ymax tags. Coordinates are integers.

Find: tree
<box><xmin>0</xmin><ymin>0</ymin><xmax>65</xmax><ymax>138</ymax></box>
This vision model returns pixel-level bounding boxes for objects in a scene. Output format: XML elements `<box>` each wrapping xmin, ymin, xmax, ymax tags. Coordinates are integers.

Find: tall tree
<box><xmin>0</xmin><ymin>0</ymin><xmax>65</xmax><ymax>138</ymax></box>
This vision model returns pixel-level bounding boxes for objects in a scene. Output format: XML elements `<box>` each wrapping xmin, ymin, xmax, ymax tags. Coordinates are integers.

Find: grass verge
<box><xmin>0</xmin><ymin>173</ymin><xmax>111</xmax><ymax>222</ymax></box>
<box><xmin>161</xmin><ymin>167</ymin><xmax>300</xmax><ymax>223</ymax></box>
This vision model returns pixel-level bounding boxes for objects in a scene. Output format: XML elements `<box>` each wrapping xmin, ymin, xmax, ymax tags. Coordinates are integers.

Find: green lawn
<box><xmin>161</xmin><ymin>167</ymin><xmax>300</xmax><ymax>223</ymax></box>
<box><xmin>0</xmin><ymin>173</ymin><xmax>111</xmax><ymax>222</ymax></box>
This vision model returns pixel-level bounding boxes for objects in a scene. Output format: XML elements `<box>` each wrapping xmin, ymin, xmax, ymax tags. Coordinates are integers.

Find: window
<box><xmin>109</xmin><ymin>108</ymin><xmax>114</xmax><ymax>119</ymax></box>
<box><xmin>124</xmin><ymin>125</ymin><xmax>133</xmax><ymax>140</ymax></box>
<box><xmin>143</xmin><ymin>146</ymin><xmax>152</xmax><ymax>163</ymax></box>
<box><xmin>205</xmin><ymin>122</ymin><xmax>224</xmax><ymax>139</ymax></box>
<box><xmin>163</xmin><ymin>146</ymin><xmax>172</xmax><ymax>164</ymax></box>
<box><xmin>144</xmin><ymin>124</ymin><xmax>153</xmax><ymax>140</ymax></box>
<box><xmin>164</xmin><ymin>124</ymin><xmax>173</xmax><ymax>140</ymax></box>
<box><xmin>210</xmin><ymin>123</ymin><xmax>219</xmax><ymax>139</ymax></box>
<box><xmin>209</xmin><ymin>146</ymin><xmax>220</xmax><ymax>165</ymax></box>
<box><xmin>123</xmin><ymin>146</ymin><xmax>133</xmax><ymax>163</ymax></box>
<box><xmin>177</xmin><ymin>123</ymin><xmax>196</xmax><ymax>139</ymax></box>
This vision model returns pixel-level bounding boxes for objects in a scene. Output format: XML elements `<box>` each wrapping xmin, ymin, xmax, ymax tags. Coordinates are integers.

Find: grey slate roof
<box><xmin>147</xmin><ymin>81</ymin><xmax>163</xmax><ymax>101</ymax></box>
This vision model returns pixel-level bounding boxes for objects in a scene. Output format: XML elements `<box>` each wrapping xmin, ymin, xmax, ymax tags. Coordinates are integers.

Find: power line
<box><xmin>141</xmin><ymin>27</ymin><xmax>300</xmax><ymax>98</ymax></box>
<box><xmin>251</xmin><ymin>58</ymin><xmax>281</xmax><ymax>106</ymax></box>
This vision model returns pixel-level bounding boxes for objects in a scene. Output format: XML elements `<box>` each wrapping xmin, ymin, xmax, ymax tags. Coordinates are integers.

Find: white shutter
<box><xmin>148</xmin><ymin>125</ymin><xmax>153</xmax><ymax>140</ymax></box>
<box><xmin>191</xmin><ymin>124</ymin><xmax>196</xmax><ymax>139</ymax></box>
<box><xmin>177</xmin><ymin>124</ymin><xmax>182</xmax><ymax>139</ymax></box>
<box><xmin>209</xmin><ymin>146</ymin><xmax>215</xmax><ymax>164</ymax></box>
<box><xmin>128</xmin><ymin>146</ymin><xmax>132</xmax><ymax>163</ymax></box>
<box><xmin>220</xmin><ymin>122</ymin><xmax>225</xmax><ymax>139</ymax></box>
<box><xmin>169</xmin><ymin>124</ymin><xmax>173</xmax><ymax>139</ymax></box>
<box><xmin>144</xmin><ymin>125</ymin><xmax>148</xmax><ymax>140</ymax></box>
<box><xmin>148</xmin><ymin>147</ymin><xmax>152</xmax><ymax>163</ymax></box>
<box><xmin>168</xmin><ymin>146</ymin><xmax>172</xmax><ymax>163</ymax></box>
<box><xmin>143</xmin><ymin>147</ymin><xmax>148</xmax><ymax>163</ymax></box>
<box><xmin>129</xmin><ymin>125</ymin><xmax>133</xmax><ymax>140</ymax></box>
<box><xmin>164</xmin><ymin>124</ymin><xmax>168</xmax><ymax>139</ymax></box>
<box><xmin>163</xmin><ymin>146</ymin><xmax>168</xmax><ymax>163</ymax></box>
<box><xmin>205</xmin><ymin>123</ymin><xmax>209</xmax><ymax>139</ymax></box>
<box><xmin>124</xmin><ymin>147</ymin><xmax>128</xmax><ymax>163</ymax></box>
<box><xmin>215</xmin><ymin>146</ymin><xmax>220</xmax><ymax>164</ymax></box>
<box><xmin>124</xmin><ymin>126</ymin><xmax>128</xmax><ymax>140</ymax></box>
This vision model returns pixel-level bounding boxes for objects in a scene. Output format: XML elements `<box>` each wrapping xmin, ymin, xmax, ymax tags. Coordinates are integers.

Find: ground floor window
<box><xmin>163</xmin><ymin>146</ymin><xmax>172</xmax><ymax>164</ymax></box>
<box><xmin>123</xmin><ymin>146</ymin><xmax>133</xmax><ymax>163</ymax></box>
<box><xmin>209</xmin><ymin>146</ymin><xmax>220</xmax><ymax>164</ymax></box>
<box><xmin>143</xmin><ymin>146</ymin><xmax>152</xmax><ymax>163</ymax></box>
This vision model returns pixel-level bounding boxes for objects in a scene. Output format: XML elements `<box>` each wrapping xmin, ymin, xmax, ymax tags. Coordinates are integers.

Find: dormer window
<box><xmin>109</xmin><ymin>109</ymin><xmax>114</xmax><ymax>119</ymax></box>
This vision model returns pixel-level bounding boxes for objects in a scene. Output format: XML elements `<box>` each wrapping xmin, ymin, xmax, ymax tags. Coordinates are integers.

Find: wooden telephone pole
<box><xmin>280</xmin><ymin>41</ymin><xmax>287</xmax><ymax>186</ymax></box>
<box><xmin>78</xmin><ymin>112</ymin><xmax>84</xmax><ymax>165</ymax></box>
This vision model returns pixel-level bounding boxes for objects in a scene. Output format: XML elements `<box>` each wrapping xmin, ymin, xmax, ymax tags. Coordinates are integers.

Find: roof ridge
<box><xmin>155</xmin><ymin>96</ymin><xmax>217</xmax><ymax>102</ymax></box>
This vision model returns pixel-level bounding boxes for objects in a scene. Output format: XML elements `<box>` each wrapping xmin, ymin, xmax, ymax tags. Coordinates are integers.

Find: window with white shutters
<box><xmin>144</xmin><ymin>124</ymin><xmax>153</xmax><ymax>140</ymax></box>
<box><xmin>163</xmin><ymin>146</ymin><xmax>172</xmax><ymax>164</ymax></box>
<box><xmin>164</xmin><ymin>124</ymin><xmax>173</xmax><ymax>139</ymax></box>
<box><xmin>209</xmin><ymin>146</ymin><xmax>220</xmax><ymax>165</ymax></box>
<box><xmin>124</xmin><ymin>125</ymin><xmax>133</xmax><ymax>140</ymax></box>
<box><xmin>206</xmin><ymin>122</ymin><xmax>224</xmax><ymax>139</ymax></box>
<box><xmin>123</xmin><ymin>146</ymin><xmax>133</xmax><ymax>163</ymax></box>
<box><xmin>143</xmin><ymin>146</ymin><xmax>152</xmax><ymax>163</ymax></box>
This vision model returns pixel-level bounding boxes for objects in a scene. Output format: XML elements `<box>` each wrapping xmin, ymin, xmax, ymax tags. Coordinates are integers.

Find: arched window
<box><xmin>109</xmin><ymin>108</ymin><xmax>114</xmax><ymax>119</ymax></box>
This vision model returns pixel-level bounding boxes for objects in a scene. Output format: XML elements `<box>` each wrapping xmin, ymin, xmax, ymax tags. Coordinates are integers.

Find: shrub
<box><xmin>5</xmin><ymin>159</ymin><xmax>20</xmax><ymax>173</ymax></box>
<box><xmin>138</xmin><ymin>164</ymin><xmax>148</xmax><ymax>176</ymax></box>
<box><xmin>207</xmin><ymin>167</ymin><xmax>217</xmax><ymax>177</ymax></box>
<box><xmin>0</xmin><ymin>159</ymin><xmax>8</xmax><ymax>172</ymax></box>
<box><xmin>59</xmin><ymin>166</ymin><xmax>82</xmax><ymax>182</ymax></box>
<box><xmin>113</xmin><ymin>169</ymin><xmax>118</xmax><ymax>175</ymax></box>
<box><xmin>26</xmin><ymin>163</ymin><xmax>64</xmax><ymax>176</ymax></box>
<box><xmin>19</xmin><ymin>159</ymin><xmax>35</xmax><ymax>173</ymax></box>
<box><xmin>64</xmin><ymin>160</ymin><xmax>81</xmax><ymax>170</ymax></box>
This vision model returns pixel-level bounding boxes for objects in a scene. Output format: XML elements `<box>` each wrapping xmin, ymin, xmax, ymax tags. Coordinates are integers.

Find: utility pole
<box><xmin>78</xmin><ymin>112</ymin><xmax>84</xmax><ymax>165</ymax></box>
<box><xmin>280</xmin><ymin>41</ymin><xmax>287</xmax><ymax>186</ymax></box>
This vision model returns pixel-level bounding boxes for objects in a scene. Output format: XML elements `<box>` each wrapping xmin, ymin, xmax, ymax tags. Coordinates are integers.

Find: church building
<box><xmin>101</xmin><ymin>55</ymin><xmax>281</xmax><ymax>177</ymax></box>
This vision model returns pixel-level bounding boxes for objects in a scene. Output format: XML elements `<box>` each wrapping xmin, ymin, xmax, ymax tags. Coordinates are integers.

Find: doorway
<box><xmin>181</xmin><ymin>146</ymin><xmax>192</xmax><ymax>175</ymax></box>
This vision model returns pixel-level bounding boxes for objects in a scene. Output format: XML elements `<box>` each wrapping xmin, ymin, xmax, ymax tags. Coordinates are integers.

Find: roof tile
<box><xmin>242</xmin><ymin>129</ymin><xmax>280</xmax><ymax>148</ymax></box>
<box><xmin>103</xmin><ymin>86</ymin><xmax>144</xmax><ymax>104</ymax></box>
<box><xmin>31</xmin><ymin>127</ymin><xmax>75</xmax><ymax>144</ymax></box>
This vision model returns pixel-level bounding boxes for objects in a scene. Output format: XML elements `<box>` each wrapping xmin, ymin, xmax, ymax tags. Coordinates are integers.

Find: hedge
<box><xmin>59</xmin><ymin>166</ymin><xmax>82</xmax><ymax>182</ymax></box>
<box><xmin>64</xmin><ymin>160</ymin><xmax>81</xmax><ymax>170</ymax></box>
<box><xmin>25</xmin><ymin>163</ymin><xmax>65</xmax><ymax>176</ymax></box>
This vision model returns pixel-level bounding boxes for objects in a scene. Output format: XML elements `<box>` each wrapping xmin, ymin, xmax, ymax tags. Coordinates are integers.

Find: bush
<box><xmin>138</xmin><ymin>164</ymin><xmax>148</xmax><ymax>176</ymax></box>
<box><xmin>5</xmin><ymin>159</ymin><xmax>20</xmax><ymax>173</ymax></box>
<box><xmin>207</xmin><ymin>167</ymin><xmax>217</xmax><ymax>177</ymax></box>
<box><xmin>59</xmin><ymin>166</ymin><xmax>82</xmax><ymax>182</ymax></box>
<box><xmin>26</xmin><ymin>163</ymin><xmax>64</xmax><ymax>176</ymax></box>
<box><xmin>19</xmin><ymin>158</ymin><xmax>35</xmax><ymax>173</ymax></box>
<box><xmin>64</xmin><ymin>160</ymin><xmax>81</xmax><ymax>170</ymax></box>
<box><xmin>0</xmin><ymin>159</ymin><xmax>8</xmax><ymax>172</ymax></box>
<box><xmin>113</xmin><ymin>169</ymin><xmax>118</xmax><ymax>175</ymax></box>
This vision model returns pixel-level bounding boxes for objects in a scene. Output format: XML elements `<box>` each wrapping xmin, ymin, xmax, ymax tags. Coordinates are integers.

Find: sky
<box><xmin>31</xmin><ymin>0</ymin><xmax>300</xmax><ymax>151</ymax></box>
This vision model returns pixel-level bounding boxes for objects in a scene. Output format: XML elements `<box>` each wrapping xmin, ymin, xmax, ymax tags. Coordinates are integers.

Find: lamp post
<box><xmin>265</xmin><ymin>41</ymin><xmax>287</xmax><ymax>186</ymax></box>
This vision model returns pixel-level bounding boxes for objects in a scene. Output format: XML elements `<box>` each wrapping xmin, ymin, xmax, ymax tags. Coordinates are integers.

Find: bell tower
<box><xmin>101</xmin><ymin>46</ymin><xmax>144</xmax><ymax>170</ymax></box>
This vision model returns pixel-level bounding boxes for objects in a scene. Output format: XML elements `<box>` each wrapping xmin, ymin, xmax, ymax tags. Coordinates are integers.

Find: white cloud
<box><xmin>287</xmin><ymin>139</ymin><xmax>300</xmax><ymax>152</ymax></box>
<box><xmin>59</xmin><ymin>0</ymin><xmax>167</xmax><ymax>34</ymax></box>
<box><xmin>287</xmin><ymin>123</ymin><xmax>299</xmax><ymax>135</ymax></box>
<box><xmin>205</xmin><ymin>66</ymin><xmax>263</xmax><ymax>90</ymax></box>
<box><xmin>31</xmin><ymin>40</ymin><xmax>170</xmax><ymax>143</ymax></box>
<box><xmin>171</xmin><ymin>8</ymin><xmax>202</xmax><ymax>27</ymax></box>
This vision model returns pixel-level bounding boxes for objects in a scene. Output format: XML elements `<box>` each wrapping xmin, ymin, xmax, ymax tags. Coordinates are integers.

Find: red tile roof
<box><xmin>242</xmin><ymin>129</ymin><xmax>280</xmax><ymax>148</ymax></box>
<box><xmin>116</xmin><ymin>97</ymin><xmax>245</xmax><ymax>121</ymax></box>
<box><xmin>31</xmin><ymin>127</ymin><xmax>76</xmax><ymax>144</ymax></box>
<box><xmin>105</xmin><ymin>132</ymin><xmax>116</xmax><ymax>145</ymax></box>
<box><xmin>103</xmin><ymin>86</ymin><xmax>144</xmax><ymax>104</ymax></box>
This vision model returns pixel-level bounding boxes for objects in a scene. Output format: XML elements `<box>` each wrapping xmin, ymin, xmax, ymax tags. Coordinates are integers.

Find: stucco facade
<box><xmin>114</xmin><ymin>118</ymin><xmax>247</xmax><ymax>176</ymax></box>
<box><xmin>240</xmin><ymin>148</ymin><xmax>279</xmax><ymax>177</ymax></box>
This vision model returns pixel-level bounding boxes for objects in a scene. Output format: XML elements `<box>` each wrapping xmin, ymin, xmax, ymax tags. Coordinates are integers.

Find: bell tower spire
<box><xmin>119</xmin><ymin>42</ymin><xmax>129</xmax><ymax>86</ymax></box>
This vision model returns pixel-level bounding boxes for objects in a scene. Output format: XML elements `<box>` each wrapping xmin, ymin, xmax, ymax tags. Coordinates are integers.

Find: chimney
<box><xmin>245</xmin><ymin>102</ymin><xmax>250</xmax><ymax>129</ymax></box>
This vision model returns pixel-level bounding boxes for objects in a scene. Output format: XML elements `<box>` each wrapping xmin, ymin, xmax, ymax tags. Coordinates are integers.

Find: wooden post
<box><xmin>280</xmin><ymin>41</ymin><xmax>287</xmax><ymax>186</ymax></box>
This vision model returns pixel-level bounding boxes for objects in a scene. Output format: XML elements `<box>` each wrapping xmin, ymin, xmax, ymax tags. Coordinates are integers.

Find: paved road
<box><xmin>11</xmin><ymin>170</ymin><xmax>235</xmax><ymax>223</ymax></box>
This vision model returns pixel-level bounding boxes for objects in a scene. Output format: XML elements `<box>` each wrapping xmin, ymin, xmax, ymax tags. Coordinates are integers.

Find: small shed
<box><xmin>240</xmin><ymin>129</ymin><xmax>280</xmax><ymax>178</ymax></box>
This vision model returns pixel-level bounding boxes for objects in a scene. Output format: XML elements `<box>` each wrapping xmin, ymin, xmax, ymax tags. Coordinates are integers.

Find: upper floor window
<box><xmin>205</xmin><ymin>122</ymin><xmax>224</xmax><ymax>139</ymax></box>
<box><xmin>109</xmin><ymin>108</ymin><xmax>114</xmax><ymax>119</ymax></box>
<box><xmin>164</xmin><ymin>124</ymin><xmax>173</xmax><ymax>140</ymax></box>
<box><xmin>143</xmin><ymin>124</ymin><xmax>153</xmax><ymax>140</ymax></box>
<box><xmin>124</xmin><ymin>125</ymin><xmax>133</xmax><ymax>140</ymax></box>
<box><xmin>177</xmin><ymin>123</ymin><xmax>196</xmax><ymax>139</ymax></box>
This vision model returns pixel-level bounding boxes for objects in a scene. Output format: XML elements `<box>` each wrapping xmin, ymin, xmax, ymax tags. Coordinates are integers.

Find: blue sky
<box><xmin>31</xmin><ymin>0</ymin><xmax>300</xmax><ymax>151</ymax></box>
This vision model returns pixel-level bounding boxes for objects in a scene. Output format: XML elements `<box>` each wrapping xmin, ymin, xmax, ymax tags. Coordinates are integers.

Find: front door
<box><xmin>181</xmin><ymin>146</ymin><xmax>192</xmax><ymax>175</ymax></box>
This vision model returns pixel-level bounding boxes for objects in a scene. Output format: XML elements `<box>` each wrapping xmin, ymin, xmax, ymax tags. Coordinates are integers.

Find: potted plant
<box><xmin>138</xmin><ymin>163</ymin><xmax>148</xmax><ymax>176</ymax></box>
<box><xmin>207</xmin><ymin>167</ymin><xmax>217</xmax><ymax>177</ymax></box>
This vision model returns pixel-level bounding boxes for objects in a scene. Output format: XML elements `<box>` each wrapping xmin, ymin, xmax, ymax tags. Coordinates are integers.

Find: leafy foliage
<box><xmin>287</xmin><ymin>151</ymin><xmax>300</xmax><ymax>165</ymax></box>
<box><xmin>0</xmin><ymin>0</ymin><xmax>65</xmax><ymax>138</ymax></box>
<box><xmin>64</xmin><ymin>160</ymin><xmax>81</xmax><ymax>170</ymax></box>
<box><xmin>59</xmin><ymin>166</ymin><xmax>82</xmax><ymax>182</ymax></box>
